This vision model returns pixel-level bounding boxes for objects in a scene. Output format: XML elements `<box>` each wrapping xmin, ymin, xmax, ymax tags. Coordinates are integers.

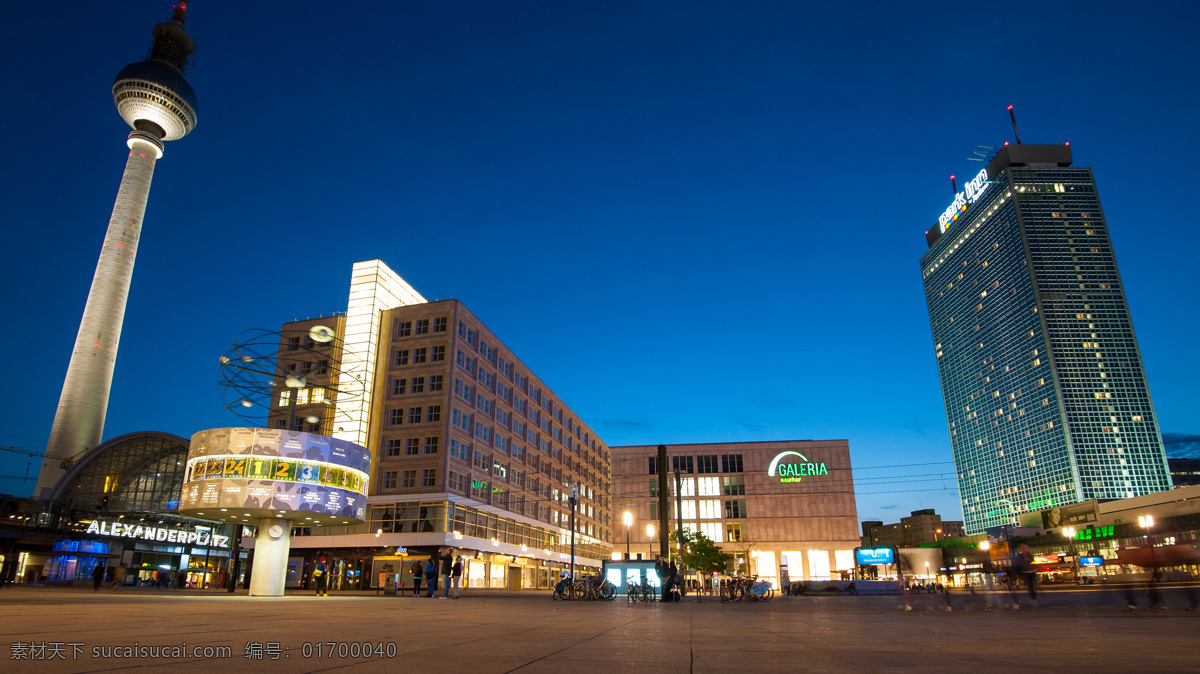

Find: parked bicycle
<box><xmin>572</xmin><ymin>572</ymin><xmax>616</xmax><ymax>601</ymax></box>
<box><xmin>720</xmin><ymin>575</ymin><xmax>773</xmax><ymax>602</ymax></box>
<box><xmin>552</xmin><ymin>573</ymin><xmax>573</xmax><ymax>600</ymax></box>
<box><xmin>626</xmin><ymin>579</ymin><xmax>655</xmax><ymax>603</ymax></box>
<box><xmin>553</xmin><ymin>573</ymin><xmax>616</xmax><ymax>601</ymax></box>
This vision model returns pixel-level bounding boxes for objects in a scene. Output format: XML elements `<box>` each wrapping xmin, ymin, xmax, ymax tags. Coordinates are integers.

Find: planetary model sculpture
<box><xmin>216</xmin><ymin>325</ymin><xmax>367</xmax><ymax>434</ymax></box>
<box><xmin>179</xmin><ymin>324</ymin><xmax>372</xmax><ymax>596</ymax></box>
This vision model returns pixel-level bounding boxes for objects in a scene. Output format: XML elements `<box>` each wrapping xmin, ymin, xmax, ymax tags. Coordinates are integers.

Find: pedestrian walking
<box><xmin>410</xmin><ymin>560</ymin><xmax>424</xmax><ymax>596</ymax></box>
<box><xmin>1013</xmin><ymin>543</ymin><xmax>1038</xmax><ymax>609</ymax></box>
<box><xmin>111</xmin><ymin>565</ymin><xmax>127</xmax><ymax>592</ymax></box>
<box><xmin>92</xmin><ymin>562</ymin><xmax>106</xmax><ymax>591</ymax></box>
<box><xmin>424</xmin><ymin>558</ymin><xmax>437</xmax><ymax>597</ymax></box>
<box><xmin>312</xmin><ymin>557</ymin><xmax>329</xmax><ymax>597</ymax></box>
<box><xmin>451</xmin><ymin>555</ymin><xmax>464</xmax><ymax>599</ymax></box>
<box><xmin>1147</xmin><ymin>566</ymin><xmax>1166</xmax><ymax>611</ymax></box>
<box><xmin>440</xmin><ymin>548</ymin><xmax>453</xmax><ymax>599</ymax></box>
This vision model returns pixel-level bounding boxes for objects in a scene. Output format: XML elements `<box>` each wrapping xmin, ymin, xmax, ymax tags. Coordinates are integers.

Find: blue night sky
<box><xmin>2</xmin><ymin>1</ymin><xmax>1197</xmax><ymax>525</ymax></box>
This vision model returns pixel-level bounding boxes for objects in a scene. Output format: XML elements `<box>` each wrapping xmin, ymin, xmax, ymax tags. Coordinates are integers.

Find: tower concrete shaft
<box><xmin>37</xmin><ymin>134</ymin><xmax>165</xmax><ymax>497</ymax></box>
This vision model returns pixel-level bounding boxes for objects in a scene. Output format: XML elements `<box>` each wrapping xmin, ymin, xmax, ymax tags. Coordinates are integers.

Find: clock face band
<box><xmin>185</xmin><ymin>454</ymin><xmax>369</xmax><ymax>492</ymax></box>
<box><xmin>179</xmin><ymin>428</ymin><xmax>370</xmax><ymax>525</ymax></box>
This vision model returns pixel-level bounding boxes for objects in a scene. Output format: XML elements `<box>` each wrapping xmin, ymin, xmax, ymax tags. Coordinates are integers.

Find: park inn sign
<box><xmin>767</xmin><ymin>451</ymin><xmax>829</xmax><ymax>484</ymax></box>
<box><xmin>83</xmin><ymin>519</ymin><xmax>230</xmax><ymax>549</ymax></box>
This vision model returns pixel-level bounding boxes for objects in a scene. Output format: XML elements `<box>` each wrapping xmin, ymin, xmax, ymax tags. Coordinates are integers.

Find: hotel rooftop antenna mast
<box><xmin>1008</xmin><ymin>105</ymin><xmax>1021</xmax><ymax>145</ymax></box>
<box><xmin>36</xmin><ymin>2</ymin><xmax>200</xmax><ymax>498</ymax></box>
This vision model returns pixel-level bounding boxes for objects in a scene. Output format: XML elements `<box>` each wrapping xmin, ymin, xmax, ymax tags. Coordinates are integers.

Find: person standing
<box><xmin>654</xmin><ymin>556</ymin><xmax>670</xmax><ymax>602</ymax></box>
<box><xmin>668</xmin><ymin>559</ymin><xmax>680</xmax><ymax>602</ymax></box>
<box><xmin>92</xmin><ymin>561</ymin><xmax>106</xmax><ymax>591</ymax></box>
<box><xmin>112</xmin><ymin>565</ymin><xmax>127</xmax><ymax>592</ymax></box>
<box><xmin>440</xmin><ymin>549</ymin><xmax>454</xmax><ymax>599</ymax></box>
<box><xmin>424</xmin><ymin>557</ymin><xmax>437</xmax><ymax>597</ymax></box>
<box><xmin>410</xmin><ymin>560</ymin><xmax>424</xmax><ymax>597</ymax></box>
<box><xmin>451</xmin><ymin>555</ymin><xmax>464</xmax><ymax>599</ymax></box>
<box><xmin>312</xmin><ymin>557</ymin><xmax>328</xmax><ymax>597</ymax></box>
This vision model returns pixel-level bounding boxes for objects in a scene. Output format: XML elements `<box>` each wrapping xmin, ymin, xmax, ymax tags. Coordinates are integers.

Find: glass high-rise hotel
<box><xmin>921</xmin><ymin>144</ymin><xmax>1171</xmax><ymax>534</ymax></box>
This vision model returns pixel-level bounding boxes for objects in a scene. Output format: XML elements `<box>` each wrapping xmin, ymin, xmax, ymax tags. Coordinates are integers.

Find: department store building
<box><xmin>611</xmin><ymin>440</ymin><xmax>860</xmax><ymax>588</ymax></box>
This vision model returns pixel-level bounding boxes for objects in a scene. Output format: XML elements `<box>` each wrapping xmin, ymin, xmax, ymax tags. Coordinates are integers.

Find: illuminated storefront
<box><xmin>276</xmin><ymin>497</ymin><xmax>607</xmax><ymax>591</ymax></box>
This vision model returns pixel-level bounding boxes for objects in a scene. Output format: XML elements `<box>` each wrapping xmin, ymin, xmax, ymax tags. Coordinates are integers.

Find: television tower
<box><xmin>36</xmin><ymin>3</ymin><xmax>200</xmax><ymax>498</ymax></box>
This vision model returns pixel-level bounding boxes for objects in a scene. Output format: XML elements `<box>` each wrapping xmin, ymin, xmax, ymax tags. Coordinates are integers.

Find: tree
<box><xmin>670</xmin><ymin>529</ymin><xmax>733</xmax><ymax>575</ymax></box>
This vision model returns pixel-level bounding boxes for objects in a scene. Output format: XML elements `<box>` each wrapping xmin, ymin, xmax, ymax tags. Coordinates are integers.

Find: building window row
<box><xmin>389</xmin><ymin>406</ymin><xmax>442</xmax><ymax>425</ymax></box>
<box><xmin>648</xmin><ymin>454</ymin><xmax>743</xmax><ymax>475</ymax></box>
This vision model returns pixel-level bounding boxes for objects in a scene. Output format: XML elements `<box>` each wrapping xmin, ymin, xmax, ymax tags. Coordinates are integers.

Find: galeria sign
<box><xmin>938</xmin><ymin>168</ymin><xmax>990</xmax><ymax>232</ymax></box>
<box><xmin>767</xmin><ymin>451</ymin><xmax>829</xmax><ymax>484</ymax></box>
<box><xmin>84</xmin><ymin>520</ymin><xmax>230</xmax><ymax>548</ymax></box>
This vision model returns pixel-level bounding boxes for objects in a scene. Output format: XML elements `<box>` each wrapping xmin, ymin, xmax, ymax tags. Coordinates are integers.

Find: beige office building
<box><xmin>263</xmin><ymin>260</ymin><xmax>612</xmax><ymax>590</ymax></box>
<box><xmin>611</xmin><ymin>440</ymin><xmax>859</xmax><ymax>588</ymax></box>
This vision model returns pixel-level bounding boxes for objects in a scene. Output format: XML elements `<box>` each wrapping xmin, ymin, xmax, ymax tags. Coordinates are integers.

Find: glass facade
<box><xmin>922</xmin><ymin>146</ymin><xmax>1172</xmax><ymax>534</ymax></box>
<box><xmin>49</xmin><ymin>432</ymin><xmax>191</xmax><ymax>517</ymax></box>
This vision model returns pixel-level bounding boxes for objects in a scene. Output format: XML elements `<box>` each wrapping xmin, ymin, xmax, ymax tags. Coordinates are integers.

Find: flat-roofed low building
<box><xmin>862</xmin><ymin>508</ymin><xmax>964</xmax><ymax>548</ymax></box>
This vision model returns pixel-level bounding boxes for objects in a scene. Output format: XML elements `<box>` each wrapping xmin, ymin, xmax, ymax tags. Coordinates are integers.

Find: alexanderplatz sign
<box><xmin>84</xmin><ymin>520</ymin><xmax>230</xmax><ymax>549</ymax></box>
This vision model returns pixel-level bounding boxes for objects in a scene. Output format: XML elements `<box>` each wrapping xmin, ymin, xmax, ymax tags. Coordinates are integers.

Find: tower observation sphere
<box><xmin>113</xmin><ymin>2</ymin><xmax>199</xmax><ymax>150</ymax></box>
<box><xmin>36</xmin><ymin>2</ymin><xmax>201</xmax><ymax>497</ymax></box>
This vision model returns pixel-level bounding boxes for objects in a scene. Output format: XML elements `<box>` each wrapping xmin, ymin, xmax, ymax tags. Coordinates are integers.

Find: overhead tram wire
<box><xmin>853</xmin><ymin>461</ymin><xmax>955</xmax><ymax>470</ymax></box>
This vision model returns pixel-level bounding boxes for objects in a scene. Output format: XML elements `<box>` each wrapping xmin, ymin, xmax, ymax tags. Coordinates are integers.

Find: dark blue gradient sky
<box><xmin>2</xmin><ymin>1</ymin><xmax>1197</xmax><ymax>523</ymax></box>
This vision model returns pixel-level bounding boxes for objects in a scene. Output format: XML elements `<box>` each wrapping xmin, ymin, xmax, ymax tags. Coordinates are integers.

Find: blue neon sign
<box><xmin>855</xmin><ymin>547</ymin><xmax>895</xmax><ymax>565</ymax></box>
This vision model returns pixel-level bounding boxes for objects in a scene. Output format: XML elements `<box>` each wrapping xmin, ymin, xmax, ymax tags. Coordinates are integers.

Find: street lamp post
<box><xmin>1063</xmin><ymin>527</ymin><xmax>1077</xmax><ymax>584</ymax></box>
<box><xmin>568</xmin><ymin>485</ymin><xmax>578</xmax><ymax>582</ymax></box>
<box><xmin>646</xmin><ymin>524</ymin><xmax>655</xmax><ymax>561</ymax></box>
<box><xmin>623</xmin><ymin>511</ymin><xmax>632</xmax><ymax>560</ymax></box>
<box><xmin>1139</xmin><ymin>515</ymin><xmax>1157</xmax><ymax>571</ymax></box>
<box><xmin>1139</xmin><ymin>514</ymin><xmax>1162</xmax><ymax>609</ymax></box>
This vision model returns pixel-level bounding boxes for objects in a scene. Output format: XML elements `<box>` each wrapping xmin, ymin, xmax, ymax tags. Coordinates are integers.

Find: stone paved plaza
<box><xmin>1</xmin><ymin>586</ymin><xmax>1198</xmax><ymax>672</ymax></box>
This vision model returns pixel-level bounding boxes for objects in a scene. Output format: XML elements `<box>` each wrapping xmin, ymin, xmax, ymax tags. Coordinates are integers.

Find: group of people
<box><xmin>408</xmin><ymin>548</ymin><xmax>464</xmax><ymax>599</ymax></box>
<box><xmin>654</xmin><ymin>555</ymin><xmax>683</xmax><ymax>602</ymax></box>
<box><xmin>91</xmin><ymin>563</ymin><xmax>130</xmax><ymax>591</ymax></box>
<box><xmin>309</xmin><ymin>549</ymin><xmax>466</xmax><ymax>598</ymax></box>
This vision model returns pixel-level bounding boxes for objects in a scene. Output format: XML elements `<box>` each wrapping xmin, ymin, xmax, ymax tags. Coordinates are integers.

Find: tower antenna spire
<box><xmin>950</xmin><ymin>175</ymin><xmax>957</xmax><ymax>194</ymax></box>
<box><xmin>1008</xmin><ymin>105</ymin><xmax>1021</xmax><ymax>145</ymax></box>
